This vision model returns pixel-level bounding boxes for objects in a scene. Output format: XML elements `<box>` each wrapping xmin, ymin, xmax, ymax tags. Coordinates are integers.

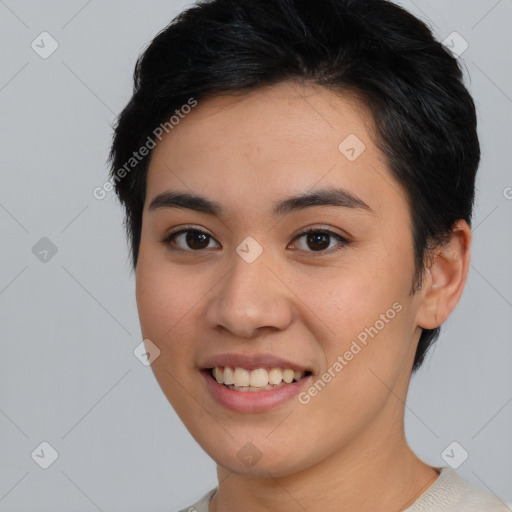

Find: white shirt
<box><xmin>177</xmin><ymin>466</ymin><xmax>511</xmax><ymax>511</ymax></box>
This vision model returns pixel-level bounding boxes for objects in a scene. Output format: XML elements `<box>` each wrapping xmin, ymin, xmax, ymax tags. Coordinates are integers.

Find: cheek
<box><xmin>297</xmin><ymin>259</ymin><xmax>407</xmax><ymax>344</ymax></box>
<box><xmin>135</xmin><ymin>256</ymin><xmax>203</xmax><ymax>415</ymax></box>
<box><xmin>292</xmin><ymin>246</ymin><xmax>415</xmax><ymax>400</ymax></box>
<box><xmin>135</xmin><ymin>253</ymin><xmax>200</xmax><ymax>355</ymax></box>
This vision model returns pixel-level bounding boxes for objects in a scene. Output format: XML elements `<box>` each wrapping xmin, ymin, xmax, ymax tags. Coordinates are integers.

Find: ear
<box><xmin>415</xmin><ymin>220</ymin><xmax>472</xmax><ymax>330</ymax></box>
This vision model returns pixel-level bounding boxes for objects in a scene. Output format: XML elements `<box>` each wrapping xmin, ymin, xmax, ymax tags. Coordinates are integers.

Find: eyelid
<box><xmin>290</xmin><ymin>224</ymin><xmax>349</xmax><ymax>241</ymax></box>
<box><xmin>165</xmin><ymin>224</ymin><xmax>213</xmax><ymax>238</ymax></box>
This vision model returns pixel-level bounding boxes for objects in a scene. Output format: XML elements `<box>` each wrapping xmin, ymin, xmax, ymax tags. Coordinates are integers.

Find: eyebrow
<box><xmin>148</xmin><ymin>186</ymin><xmax>375</xmax><ymax>218</ymax></box>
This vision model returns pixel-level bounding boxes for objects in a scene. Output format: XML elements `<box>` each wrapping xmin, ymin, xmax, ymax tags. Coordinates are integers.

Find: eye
<box><xmin>162</xmin><ymin>226</ymin><xmax>220</xmax><ymax>252</ymax></box>
<box><xmin>161</xmin><ymin>226</ymin><xmax>350</xmax><ymax>255</ymax></box>
<box><xmin>289</xmin><ymin>227</ymin><xmax>349</xmax><ymax>254</ymax></box>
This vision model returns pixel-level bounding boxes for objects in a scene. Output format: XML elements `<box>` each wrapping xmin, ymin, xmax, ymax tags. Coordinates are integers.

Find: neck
<box><xmin>210</xmin><ymin>407</ymin><xmax>439</xmax><ymax>512</ymax></box>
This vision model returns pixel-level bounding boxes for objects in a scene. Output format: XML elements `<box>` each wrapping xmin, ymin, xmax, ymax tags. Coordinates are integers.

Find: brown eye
<box><xmin>162</xmin><ymin>228</ymin><xmax>219</xmax><ymax>251</ymax></box>
<box><xmin>305</xmin><ymin>232</ymin><xmax>330</xmax><ymax>251</ymax></box>
<box><xmin>184</xmin><ymin>230</ymin><xmax>210</xmax><ymax>250</ymax></box>
<box><xmin>291</xmin><ymin>228</ymin><xmax>349</xmax><ymax>254</ymax></box>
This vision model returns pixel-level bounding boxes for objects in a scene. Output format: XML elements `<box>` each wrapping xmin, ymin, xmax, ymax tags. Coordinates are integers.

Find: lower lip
<box><xmin>201</xmin><ymin>370</ymin><xmax>313</xmax><ymax>413</ymax></box>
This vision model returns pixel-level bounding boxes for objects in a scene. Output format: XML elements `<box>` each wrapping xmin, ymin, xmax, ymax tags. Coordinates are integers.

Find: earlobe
<box><xmin>415</xmin><ymin>220</ymin><xmax>472</xmax><ymax>330</ymax></box>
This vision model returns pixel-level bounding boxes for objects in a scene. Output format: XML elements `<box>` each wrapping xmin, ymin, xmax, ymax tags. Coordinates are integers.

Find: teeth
<box><xmin>223</xmin><ymin>366</ymin><xmax>234</xmax><ymax>385</ymax></box>
<box><xmin>233</xmin><ymin>367</ymin><xmax>250</xmax><ymax>387</ymax></box>
<box><xmin>249</xmin><ymin>368</ymin><xmax>268</xmax><ymax>387</ymax></box>
<box><xmin>283</xmin><ymin>369</ymin><xmax>294</xmax><ymax>383</ymax></box>
<box><xmin>268</xmin><ymin>368</ymin><xmax>283</xmax><ymax>385</ymax></box>
<box><xmin>213</xmin><ymin>366</ymin><xmax>223</xmax><ymax>384</ymax></box>
<box><xmin>211</xmin><ymin>366</ymin><xmax>307</xmax><ymax>390</ymax></box>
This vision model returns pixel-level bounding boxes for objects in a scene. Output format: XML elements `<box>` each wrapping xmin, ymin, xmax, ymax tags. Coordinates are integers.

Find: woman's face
<box><xmin>136</xmin><ymin>81</ymin><xmax>426</xmax><ymax>477</ymax></box>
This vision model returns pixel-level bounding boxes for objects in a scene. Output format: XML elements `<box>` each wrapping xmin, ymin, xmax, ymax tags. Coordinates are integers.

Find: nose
<box><xmin>204</xmin><ymin>248</ymin><xmax>294</xmax><ymax>338</ymax></box>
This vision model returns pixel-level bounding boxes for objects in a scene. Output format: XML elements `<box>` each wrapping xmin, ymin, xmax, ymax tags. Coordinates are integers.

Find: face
<box><xmin>136</xmin><ymin>81</ymin><xmax>425</xmax><ymax>477</ymax></box>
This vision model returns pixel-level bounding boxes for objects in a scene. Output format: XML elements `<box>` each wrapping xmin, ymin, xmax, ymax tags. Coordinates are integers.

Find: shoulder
<box><xmin>175</xmin><ymin>471</ymin><xmax>511</xmax><ymax>512</ymax></box>
<box><xmin>176</xmin><ymin>488</ymin><xmax>217</xmax><ymax>512</ymax></box>
<box><xmin>406</xmin><ymin>467</ymin><xmax>511</xmax><ymax>512</ymax></box>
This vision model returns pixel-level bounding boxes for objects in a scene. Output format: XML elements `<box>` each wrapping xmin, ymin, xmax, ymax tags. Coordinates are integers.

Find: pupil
<box><xmin>308</xmin><ymin>232</ymin><xmax>329</xmax><ymax>251</ymax></box>
<box><xmin>187</xmin><ymin>230</ymin><xmax>209</xmax><ymax>249</ymax></box>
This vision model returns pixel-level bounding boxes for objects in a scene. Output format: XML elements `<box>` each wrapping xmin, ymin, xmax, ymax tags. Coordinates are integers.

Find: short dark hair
<box><xmin>109</xmin><ymin>0</ymin><xmax>480</xmax><ymax>372</ymax></box>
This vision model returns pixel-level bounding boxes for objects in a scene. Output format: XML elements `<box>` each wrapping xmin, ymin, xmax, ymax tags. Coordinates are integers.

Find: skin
<box><xmin>135</xmin><ymin>80</ymin><xmax>471</xmax><ymax>512</ymax></box>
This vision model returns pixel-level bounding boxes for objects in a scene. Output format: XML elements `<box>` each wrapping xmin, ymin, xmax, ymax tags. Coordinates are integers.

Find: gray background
<box><xmin>1</xmin><ymin>0</ymin><xmax>511</xmax><ymax>510</ymax></box>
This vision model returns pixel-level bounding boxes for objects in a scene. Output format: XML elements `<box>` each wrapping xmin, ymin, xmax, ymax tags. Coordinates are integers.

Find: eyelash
<box><xmin>161</xmin><ymin>225</ymin><xmax>350</xmax><ymax>256</ymax></box>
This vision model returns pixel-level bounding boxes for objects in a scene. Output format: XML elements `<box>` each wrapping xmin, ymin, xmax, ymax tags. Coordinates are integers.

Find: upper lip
<box><xmin>200</xmin><ymin>353</ymin><xmax>313</xmax><ymax>373</ymax></box>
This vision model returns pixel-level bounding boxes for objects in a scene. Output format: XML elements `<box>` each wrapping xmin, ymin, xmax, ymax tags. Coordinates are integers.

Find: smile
<box><xmin>211</xmin><ymin>366</ymin><xmax>311</xmax><ymax>391</ymax></box>
<box><xmin>202</xmin><ymin>366</ymin><xmax>313</xmax><ymax>413</ymax></box>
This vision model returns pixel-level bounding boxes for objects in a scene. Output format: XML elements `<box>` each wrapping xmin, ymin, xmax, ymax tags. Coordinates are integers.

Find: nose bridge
<box><xmin>205</xmin><ymin>245</ymin><xmax>293</xmax><ymax>337</ymax></box>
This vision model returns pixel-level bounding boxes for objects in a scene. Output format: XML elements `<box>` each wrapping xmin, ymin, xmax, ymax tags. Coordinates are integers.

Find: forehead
<box><xmin>145</xmin><ymin>81</ymin><xmax>406</xmax><ymax>220</ymax></box>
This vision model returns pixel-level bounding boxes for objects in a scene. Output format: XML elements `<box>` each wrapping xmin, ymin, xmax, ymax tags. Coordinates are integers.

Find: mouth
<box><xmin>206</xmin><ymin>366</ymin><xmax>314</xmax><ymax>392</ymax></box>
